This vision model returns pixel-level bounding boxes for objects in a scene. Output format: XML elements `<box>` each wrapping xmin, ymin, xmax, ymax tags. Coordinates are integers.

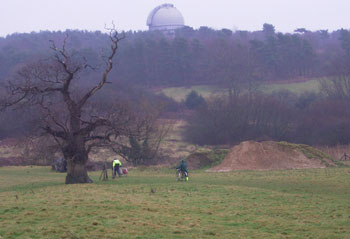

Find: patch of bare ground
<box><xmin>209</xmin><ymin>141</ymin><xmax>336</xmax><ymax>172</ymax></box>
<box><xmin>0</xmin><ymin>138</ymin><xmax>27</xmax><ymax>166</ymax></box>
<box><xmin>0</xmin><ymin>138</ymin><xmax>19</xmax><ymax>147</ymax></box>
<box><xmin>0</xmin><ymin>157</ymin><xmax>29</xmax><ymax>166</ymax></box>
<box><xmin>156</xmin><ymin>119</ymin><xmax>216</xmax><ymax>165</ymax></box>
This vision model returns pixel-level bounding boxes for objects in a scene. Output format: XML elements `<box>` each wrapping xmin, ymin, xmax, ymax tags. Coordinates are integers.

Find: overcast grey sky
<box><xmin>1</xmin><ymin>0</ymin><xmax>350</xmax><ymax>37</ymax></box>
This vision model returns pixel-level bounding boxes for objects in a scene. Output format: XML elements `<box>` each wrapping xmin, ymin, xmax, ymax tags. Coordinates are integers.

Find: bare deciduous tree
<box><xmin>211</xmin><ymin>39</ymin><xmax>261</xmax><ymax>105</ymax></box>
<box><xmin>320</xmin><ymin>76</ymin><xmax>350</xmax><ymax>99</ymax></box>
<box><xmin>1</xmin><ymin>28</ymin><xmax>132</xmax><ymax>184</ymax></box>
<box><xmin>320</xmin><ymin>54</ymin><xmax>350</xmax><ymax>100</ymax></box>
<box><xmin>99</xmin><ymin>100</ymin><xmax>170</xmax><ymax>166</ymax></box>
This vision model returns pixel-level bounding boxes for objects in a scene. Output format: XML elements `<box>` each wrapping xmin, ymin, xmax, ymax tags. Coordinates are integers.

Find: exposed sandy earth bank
<box><xmin>209</xmin><ymin>141</ymin><xmax>334</xmax><ymax>172</ymax></box>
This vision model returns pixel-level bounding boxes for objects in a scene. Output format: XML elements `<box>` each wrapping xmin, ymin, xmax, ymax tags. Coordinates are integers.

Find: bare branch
<box><xmin>42</xmin><ymin>125</ymin><xmax>67</xmax><ymax>140</ymax></box>
<box><xmin>78</xmin><ymin>27</ymin><xmax>123</xmax><ymax>109</ymax></box>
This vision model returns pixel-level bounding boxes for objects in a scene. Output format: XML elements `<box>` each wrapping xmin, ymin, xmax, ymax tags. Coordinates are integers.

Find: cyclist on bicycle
<box><xmin>176</xmin><ymin>159</ymin><xmax>189</xmax><ymax>181</ymax></box>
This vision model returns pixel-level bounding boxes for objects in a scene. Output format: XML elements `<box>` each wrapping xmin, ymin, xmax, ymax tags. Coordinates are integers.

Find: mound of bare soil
<box><xmin>209</xmin><ymin>141</ymin><xmax>335</xmax><ymax>172</ymax></box>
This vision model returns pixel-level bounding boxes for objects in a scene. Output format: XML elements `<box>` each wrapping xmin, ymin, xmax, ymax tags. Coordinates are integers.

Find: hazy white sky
<box><xmin>1</xmin><ymin>0</ymin><xmax>350</xmax><ymax>37</ymax></box>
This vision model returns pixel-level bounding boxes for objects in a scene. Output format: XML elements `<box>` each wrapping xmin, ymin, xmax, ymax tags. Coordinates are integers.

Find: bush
<box><xmin>295</xmin><ymin>99</ymin><xmax>350</xmax><ymax>145</ymax></box>
<box><xmin>184</xmin><ymin>90</ymin><xmax>206</xmax><ymax>110</ymax></box>
<box><xmin>184</xmin><ymin>94</ymin><xmax>296</xmax><ymax>145</ymax></box>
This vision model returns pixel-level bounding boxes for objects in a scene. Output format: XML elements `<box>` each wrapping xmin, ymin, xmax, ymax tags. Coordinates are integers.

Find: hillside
<box><xmin>159</xmin><ymin>79</ymin><xmax>322</xmax><ymax>102</ymax></box>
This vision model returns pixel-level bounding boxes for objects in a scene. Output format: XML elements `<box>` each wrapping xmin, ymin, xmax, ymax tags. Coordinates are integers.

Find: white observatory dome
<box><xmin>147</xmin><ymin>4</ymin><xmax>185</xmax><ymax>31</ymax></box>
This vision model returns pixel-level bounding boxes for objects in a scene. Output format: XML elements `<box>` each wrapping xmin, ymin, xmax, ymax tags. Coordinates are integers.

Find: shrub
<box><xmin>184</xmin><ymin>94</ymin><xmax>296</xmax><ymax>145</ymax></box>
<box><xmin>184</xmin><ymin>90</ymin><xmax>206</xmax><ymax>110</ymax></box>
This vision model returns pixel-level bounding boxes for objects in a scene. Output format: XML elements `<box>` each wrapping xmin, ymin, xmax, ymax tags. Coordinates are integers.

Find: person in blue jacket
<box><xmin>176</xmin><ymin>159</ymin><xmax>189</xmax><ymax>181</ymax></box>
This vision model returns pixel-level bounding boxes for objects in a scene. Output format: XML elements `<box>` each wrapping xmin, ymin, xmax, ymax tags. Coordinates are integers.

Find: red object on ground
<box><xmin>122</xmin><ymin>168</ymin><xmax>128</xmax><ymax>175</ymax></box>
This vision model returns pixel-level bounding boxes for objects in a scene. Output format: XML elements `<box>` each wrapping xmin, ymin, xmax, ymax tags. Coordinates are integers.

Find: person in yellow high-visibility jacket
<box><xmin>112</xmin><ymin>157</ymin><xmax>122</xmax><ymax>178</ymax></box>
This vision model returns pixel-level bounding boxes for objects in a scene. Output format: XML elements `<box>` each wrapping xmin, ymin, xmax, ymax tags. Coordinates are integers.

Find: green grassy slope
<box><xmin>1</xmin><ymin>166</ymin><xmax>349</xmax><ymax>239</ymax></box>
<box><xmin>160</xmin><ymin>79</ymin><xmax>323</xmax><ymax>102</ymax></box>
<box><xmin>262</xmin><ymin>79</ymin><xmax>322</xmax><ymax>94</ymax></box>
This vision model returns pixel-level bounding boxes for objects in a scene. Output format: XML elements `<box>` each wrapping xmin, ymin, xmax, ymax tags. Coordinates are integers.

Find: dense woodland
<box><xmin>1</xmin><ymin>24</ymin><xmax>350</xmax><ymax>148</ymax></box>
<box><xmin>1</xmin><ymin>24</ymin><xmax>350</xmax><ymax>86</ymax></box>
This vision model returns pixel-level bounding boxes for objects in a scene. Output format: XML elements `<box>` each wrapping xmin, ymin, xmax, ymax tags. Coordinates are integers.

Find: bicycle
<box><xmin>176</xmin><ymin>169</ymin><xmax>188</xmax><ymax>181</ymax></box>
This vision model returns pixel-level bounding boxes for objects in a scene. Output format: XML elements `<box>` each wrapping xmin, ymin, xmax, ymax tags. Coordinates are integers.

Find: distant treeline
<box><xmin>1</xmin><ymin>24</ymin><xmax>350</xmax><ymax>87</ymax></box>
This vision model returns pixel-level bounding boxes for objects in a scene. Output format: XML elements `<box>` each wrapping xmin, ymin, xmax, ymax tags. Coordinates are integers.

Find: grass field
<box><xmin>160</xmin><ymin>79</ymin><xmax>323</xmax><ymax>102</ymax></box>
<box><xmin>1</xmin><ymin>166</ymin><xmax>349</xmax><ymax>239</ymax></box>
<box><xmin>262</xmin><ymin>79</ymin><xmax>321</xmax><ymax>95</ymax></box>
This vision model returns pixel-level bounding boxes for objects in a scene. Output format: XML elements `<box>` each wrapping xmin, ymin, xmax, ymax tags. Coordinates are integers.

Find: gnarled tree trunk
<box><xmin>63</xmin><ymin>139</ymin><xmax>93</xmax><ymax>184</ymax></box>
<box><xmin>65</xmin><ymin>160</ymin><xmax>92</xmax><ymax>184</ymax></box>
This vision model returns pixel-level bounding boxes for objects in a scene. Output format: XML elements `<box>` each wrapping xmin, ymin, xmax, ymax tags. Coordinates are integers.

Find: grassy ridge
<box><xmin>262</xmin><ymin>79</ymin><xmax>321</xmax><ymax>95</ymax></box>
<box><xmin>278</xmin><ymin>141</ymin><xmax>343</xmax><ymax>167</ymax></box>
<box><xmin>160</xmin><ymin>79</ymin><xmax>322</xmax><ymax>102</ymax></box>
<box><xmin>1</xmin><ymin>167</ymin><xmax>350</xmax><ymax>239</ymax></box>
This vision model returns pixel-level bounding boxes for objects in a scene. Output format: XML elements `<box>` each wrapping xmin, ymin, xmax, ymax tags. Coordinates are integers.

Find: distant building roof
<box><xmin>147</xmin><ymin>4</ymin><xmax>185</xmax><ymax>32</ymax></box>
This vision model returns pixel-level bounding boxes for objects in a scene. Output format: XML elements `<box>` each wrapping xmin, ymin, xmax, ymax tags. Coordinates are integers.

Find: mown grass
<box><xmin>160</xmin><ymin>79</ymin><xmax>324</xmax><ymax>102</ymax></box>
<box><xmin>262</xmin><ymin>79</ymin><xmax>322</xmax><ymax>95</ymax></box>
<box><xmin>1</xmin><ymin>166</ymin><xmax>349</xmax><ymax>239</ymax></box>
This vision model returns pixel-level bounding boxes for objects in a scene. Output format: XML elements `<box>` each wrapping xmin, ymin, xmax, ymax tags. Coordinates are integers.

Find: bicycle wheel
<box><xmin>177</xmin><ymin>170</ymin><xmax>184</xmax><ymax>181</ymax></box>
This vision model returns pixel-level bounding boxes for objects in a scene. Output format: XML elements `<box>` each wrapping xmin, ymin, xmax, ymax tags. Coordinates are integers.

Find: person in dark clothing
<box><xmin>63</xmin><ymin>159</ymin><xmax>67</xmax><ymax>172</ymax></box>
<box><xmin>176</xmin><ymin>159</ymin><xmax>189</xmax><ymax>181</ymax></box>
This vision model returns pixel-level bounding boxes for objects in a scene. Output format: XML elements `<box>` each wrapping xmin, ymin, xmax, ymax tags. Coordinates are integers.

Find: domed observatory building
<box><xmin>147</xmin><ymin>3</ymin><xmax>185</xmax><ymax>35</ymax></box>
